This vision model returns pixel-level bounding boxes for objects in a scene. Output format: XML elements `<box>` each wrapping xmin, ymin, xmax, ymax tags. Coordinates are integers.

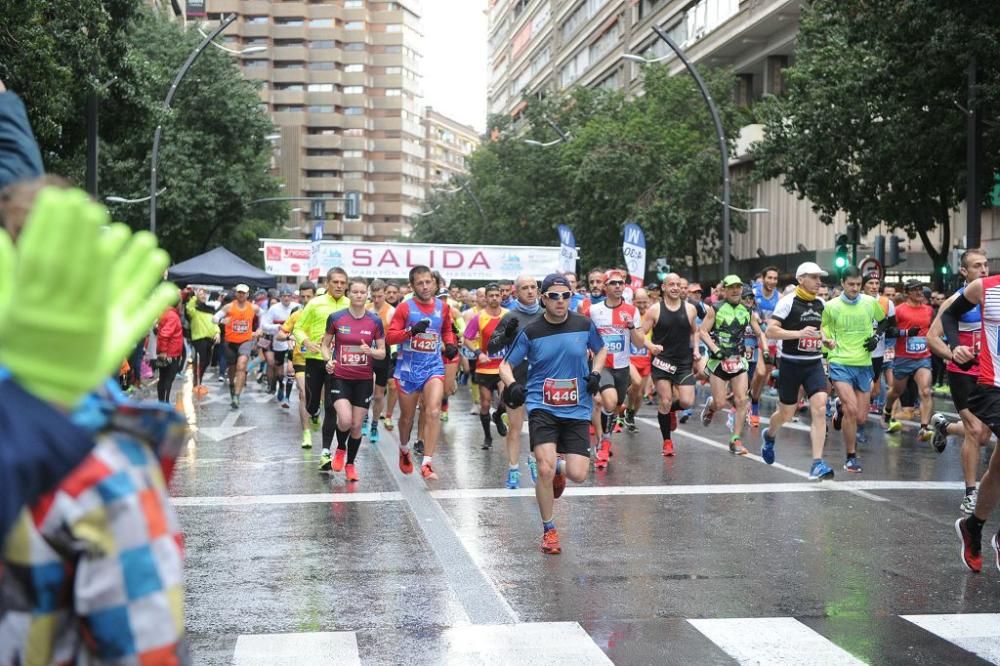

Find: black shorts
<box><xmin>872</xmin><ymin>356</ymin><xmax>884</xmax><ymax>380</ymax></box>
<box><xmin>293</xmin><ymin>364</ymin><xmax>306</xmax><ymax>375</ymax></box>
<box><xmin>224</xmin><ymin>340</ymin><xmax>254</xmax><ymax>363</ymax></box>
<box><xmin>777</xmin><ymin>358</ymin><xmax>828</xmax><ymax>405</ymax></box>
<box><xmin>969</xmin><ymin>385</ymin><xmax>1000</xmax><ymax>438</ymax></box>
<box><xmin>373</xmin><ymin>356</ymin><xmax>390</xmax><ymax>388</ymax></box>
<box><xmin>710</xmin><ymin>363</ymin><xmax>747</xmax><ymax>382</ymax></box>
<box><xmin>528</xmin><ymin>409</ymin><xmax>591</xmax><ymax>456</ymax></box>
<box><xmin>598</xmin><ymin>366</ymin><xmax>630</xmax><ymax>405</ymax></box>
<box><xmin>475</xmin><ymin>372</ymin><xmax>502</xmax><ymax>391</ymax></box>
<box><xmin>330</xmin><ymin>376</ymin><xmax>374</xmax><ymax>408</ymax></box>
<box><xmin>949</xmin><ymin>371</ymin><xmax>977</xmax><ymax>412</ymax></box>
<box><xmin>273</xmin><ymin>349</ymin><xmax>289</xmax><ymax>365</ymax></box>
<box><xmin>650</xmin><ymin>357</ymin><xmax>695</xmax><ymax>386</ymax></box>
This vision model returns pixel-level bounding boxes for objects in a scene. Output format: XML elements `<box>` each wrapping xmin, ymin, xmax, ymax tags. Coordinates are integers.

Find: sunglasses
<box><xmin>606</xmin><ymin>280</ymin><xmax>625</xmax><ymax>286</ymax></box>
<box><xmin>543</xmin><ymin>291</ymin><xmax>573</xmax><ymax>301</ymax></box>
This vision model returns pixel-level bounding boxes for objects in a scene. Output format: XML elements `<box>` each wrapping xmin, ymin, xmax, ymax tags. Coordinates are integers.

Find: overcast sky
<box><xmin>419</xmin><ymin>1</ymin><xmax>488</xmax><ymax>133</ymax></box>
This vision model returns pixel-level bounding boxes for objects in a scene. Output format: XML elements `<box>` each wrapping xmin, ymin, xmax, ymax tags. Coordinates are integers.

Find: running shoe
<box><xmin>420</xmin><ymin>462</ymin><xmax>438</xmax><ymax>480</ymax></box>
<box><xmin>808</xmin><ymin>459</ymin><xmax>835</xmax><ymax>481</ymax></box>
<box><xmin>360</xmin><ymin>416</ymin><xmax>369</xmax><ymax>437</ymax></box>
<box><xmin>832</xmin><ymin>397</ymin><xmax>843</xmax><ymax>431</ymax></box>
<box><xmin>230</xmin><ymin>396</ymin><xmax>239</xmax><ymax>410</ymax></box>
<box><xmin>414</xmin><ymin>440</ymin><xmax>425</xmax><ymax>455</ymax></box>
<box><xmin>345</xmin><ymin>464</ymin><xmax>359</xmax><ymax>482</ymax></box>
<box><xmin>679</xmin><ymin>409</ymin><xmax>693</xmax><ymax>424</ymax></box>
<box><xmin>623</xmin><ymin>412</ymin><xmax>638</xmax><ymax>433</ymax></box>
<box><xmin>729</xmin><ymin>436</ymin><xmax>748</xmax><ymax>455</ymax></box>
<box><xmin>318</xmin><ymin>452</ymin><xmax>332</xmax><ymax>471</ymax></box>
<box><xmin>553</xmin><ymin>458</ymin><xmax>566</xmax><ymax>498</ymax></box>
<box><xmin>300</xmin><ymin>431</ymin><xmax>312</xmax><ymax>449</ymax></box>
<box><xmin>930</xmin><ymin>413</ymin><xmax>949</xmax><ymax>453</ymax></box>
<box><xmin>843</xmin><ymin>455</ymin><xmax>862</xmax><ymax>473</ymax></box>
<box><xmin>882</xmin><ymin>407</ymin><xmax>893</xmax><ymax>425</ymax></box>
<box><xmin>440</xmin><ymin>411</ymin><xmax>449</xmax><ymax>423</ymax></box>
<box><xmin>960</xmin><ymin>490</ymin><xmax>978</xmax><ymax>515</ymax></box>
<box><xmin>725</xmin><ymin>409</ymin><xmax>735</xmax><ymax>434</ymax></box>
<box><xmin>505</xmin><ymin>468</ymin><xmax>520</xmax><ymax>490</ymax></box>
<box><xmin>542</xmin><ymin>528</ymin><xmax>562</xmax><ymax>555</ymax></box>
<box><xmin>885</xmin><ymin>420</ymin><xmax>903</xmax><ymax>434</ymax></box>
<box><xmin>761</xmin><ymin>429</ymin><xmax>776</xmax><ymax>465</ymax></box>
<box><xmin>310</xmin><ymin>415</ymin><xmax>321</xmax><ymax>432</ymax></box>
<box><xmin>594</xmin><ymin>436</ymin><xmax>611</xmax><ymax>469</ymax></box>
<box><xmin>481</xmin><ymin>436</ymin><xmax>493</xmax><ymax>451</ymax></box>
<box><xmin>527</xmin><ymin>456</ymin><xmax>538</xmax><ymax>483</ymax></box>
<box><xmin>955</xmin><ymin>517</ymin><xmax>982</xmax><ymax>573</ymax></box>
<box><xmin>856</xmin><ymin>426</ymin><xmax>868</xmax><ymax>445</ymax></box>
<box><xmin>383</xmin><ymin>417</ymin><xmax>395</xmax><ymax>431</ymax></box>
<box><xmin>492</xmin><ymin>410</ymin><xmax>508</xmax><ymax>437</ymax></box>
<box><xmin>662</xmin><ymin>439</ymin><xmax>675</xmax><ymax>457</ymax></box>
<box><xmin>748</xmin><ymin>414</ymin><xmax>760</xmax><ymax>428</ymax></box>
<box><xmin>332</xmin><ymin>448</ymin><xmax>346</xmax><ymax>473</ymax></box>
<box><xmin>869</xmin><ymin>403</ymin><xmax>880</xmax><ymax>415</ymax></box>
<box><xmin>280</xmin><ymin>400</ymin><xmax>290</xmax><ymax>409</ymax></box>
<box><xmin>399</xmin><ymin>449</ymin><xmax>414</xmax><ymax>474</ymax></box>
<box><xmin>368</xmin><ymin>423</ymin><xmax>380</xmax><ymax>444</ymax></box>
<box><xmin>468</xmin><ymin>405</ymin><xmax>480</xmax><ymax>415</ymax></box>
<box><xmin>825</xmin><ymin>398</ymin><xmax>834</xmax><ymax>419</ymax></box>
<box><xmin>700</xmin><ymin>397</ymin><xmax>715</xmax><ymax>427</ymax></box>
<box><xmin>613</xmin><ymin>417</ymin><xmax>623</xmax><ymax>434</ymax></box>
<box><xmin>992</xmin><ymin>532</ymin><xmax>1000</xmax><ymax>573</ymax></box>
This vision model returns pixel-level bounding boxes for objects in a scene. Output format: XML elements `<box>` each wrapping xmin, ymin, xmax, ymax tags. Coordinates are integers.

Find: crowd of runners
<box><xmin>168</xmin><ymin>254</ymin><xmax>1000</xmax><ymax>566</ymax></box>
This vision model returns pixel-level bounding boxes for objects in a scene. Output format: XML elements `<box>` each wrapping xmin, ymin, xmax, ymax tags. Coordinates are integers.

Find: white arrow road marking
<box><xmin>196</xmin><ymin>411</ymin><xmax>257</xmax><ymax>442</ymax></box>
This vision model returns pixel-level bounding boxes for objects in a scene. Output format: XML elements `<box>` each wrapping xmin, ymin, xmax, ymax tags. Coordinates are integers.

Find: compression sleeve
<box><xmin>941</xmin><ymin>295</ymin><xmax>977</xmax><ymax>350</ymax></box>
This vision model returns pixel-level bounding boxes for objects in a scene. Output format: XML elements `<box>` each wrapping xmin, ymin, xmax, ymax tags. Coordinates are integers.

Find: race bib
<box><xmin>411</xmin><ymin>332</ymin><xmax>439</xmax><ymax>353</ymax></box>
<box><xmin>905</xmin><ymin>336</ymin><xmax>927</xmax><ymax>354</ymax></box>
<box><xmin>232</xmin><ymin>320</ymin><xmax>249</xmax><ymax>334</ymax></box>
<box><xmin>339</xmin><ymin>345</ymin><xmax>368</xmax><ymax>367</ymax></box>
<box><xmin>630</xmin><ymin>341</ymin><xmax>648</xmax><ymax>357</ymax></box>
<box><xmin>721</xmin><ymin>357</ymin><xmax>743</xmax><ymax>374</ymax></box>
<box><xmin>543</xmin><ymin>378</ymin><xmax>579</xmax><ymax>407</ymax></box>
<box><xmin>884</xmin><ymin>347</ymin><xmax>895</xmax><ymax>361</ymax></box>
<box><xmin>651</xmin><ymin>357</ymin><xmax>676</xmax><ymax>374</ymax></box>
<box><xmin>602</xmin><ymin>334</ymin><xmax>626</xmax><ymax>354</ymax></box>
<box><xmin>797</xmin><ymin>336</ymin><xmax>822</xmax><ymax>353</ymax></box>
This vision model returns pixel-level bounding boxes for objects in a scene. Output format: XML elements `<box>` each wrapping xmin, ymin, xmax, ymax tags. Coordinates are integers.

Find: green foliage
<box><xmin>753</xmin><ymin>0</ymin><xmax>1000</xmax><ymax>274</ymax></box>
<box><xmin>413</xmin><ymin>66</ymin><xmax>748</xmax><ymax>279</ymax></box>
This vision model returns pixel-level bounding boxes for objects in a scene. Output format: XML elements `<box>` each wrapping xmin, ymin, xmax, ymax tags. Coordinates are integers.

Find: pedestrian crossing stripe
<box><xmin>688</xmin><ymin>617</ymin><xmax>865</xmax><ymax>665</ymax></box>
<box><xmin>233</xmin><ymin>631</ymin><xmax>360</xmax><ymax>665</ymax></box>
<box><xmin>901</xmin><ymin>613</ymin><xmax>1000</xmax><ymax>664</ymax></box>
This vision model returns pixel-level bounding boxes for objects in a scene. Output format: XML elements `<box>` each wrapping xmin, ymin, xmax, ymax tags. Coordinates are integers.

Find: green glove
<box><xmin>0</xmin><ymin>187</ymin><xmax>177</xmax><ymax>407</ymax></box>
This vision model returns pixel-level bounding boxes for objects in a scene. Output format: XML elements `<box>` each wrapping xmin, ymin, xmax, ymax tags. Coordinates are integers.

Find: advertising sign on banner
<box><xmin>262</xmin><ymin>240</ymin><xmax>562</xmax><ymax>281</ymax></box>
<box><xmin>308</xmin><ymin>223</ymin><xmax>323</xmax><ymax>282</ymax></box>
<box><xmin>622</xmin><ymin>222</ymin><xmax>646</xmax><ymax>291</ymax></box>
<box><xmin>557</xmin><ymin>225</ymin><xmax>577</xmax><ymax>274</ymax></box>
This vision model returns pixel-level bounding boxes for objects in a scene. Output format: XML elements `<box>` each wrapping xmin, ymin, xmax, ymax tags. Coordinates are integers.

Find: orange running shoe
<box><xmin>748</xmin><ymin>414</ymin><xmax>760</xmax><ymax>428</ymax></box>
<box><xmin>399</xmin><ymin>449</ymin><xmax>414</xmax><ymax>474</ymax></box>
<box><xmin>345</xmin><ymin>464</ymin><xmax>359</xmax><ymax>482</ymax></box>
<box><xmin>420</xmin><ymin>462</ymin><xmax>438</xmax><ymax>480</ymax></box>
<box><xmin>594</xmin><ymin>437</ymin><xmax>611</xmax><ymax>469</ymax></box>
<box><xmin>662</xmin><ymin>439</ymin><xmax>675</xmax><ymax>457</ymax></box>
<box><xmin>541</xmin><ymin>528</ymin><xmax>562</xmax><ymax>555</ymax></box>
<box><xmin>332</xmin><ymin>448</ymin><xmax>346</xmax><ymax>472</ymax></box>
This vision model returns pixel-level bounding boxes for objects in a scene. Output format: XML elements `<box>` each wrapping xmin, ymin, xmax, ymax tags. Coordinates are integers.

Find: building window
<box><xmin>345</xmin><ymin>21</ymin><xmax>364</xmax><ymax>30</ymax></box>
<box><xmin>246</xmin><ymin>15</ymin><xmax>268</xmax><ymax>24</ymax></box>
<box><xmin>308</xmin><ymin>61</ymin><xmax>336</xmax><ymax>70</ymax></box>
<box><xmin>385</xmin><ymin>66</ymin><xmax>402</xmax><ymax>74</ymax></box>
<box><xmin>385</xmin><ymin>88</ymin><xmax>401</xmax><ymax>96</ymax></box>
<box><xmin>307</xmin><ymin>105</ymin><xmax>335</xmax><ymax>113</ymax></box>
<box><xmin>344</xmin><ymin>107</ymin><xmax>365</xmax><ymax>115</ymax></box>
<box><xmin>343</xmin><ymin>150</ymin><xmax>364</xmax><ymax>158</ymax></box>
<box><xmin>307</xmin><ymin>83</ymin><xmax>335</xmax><ymax>92</ymax></box>
<box><xmin>309</xmin><ymin>40</ymin><xmax>335</xmax><ymax>49</ymax></box>
<box><xmin>274</xmin><ymin>38</ymin><xmax>305</xmax><ymax>46</ymax></box>
<box><xmin>308</xmin><ymin>127</ymin><xmax>338</xmax><ymax>135</ymax></box>
<box><xmin>343</xmin><ymin>85</ymin><xmax>364</xmax><ymax>94</ymax></box>
<box><xmin>310</xmin><ymin>18</ymin><xmax>335</xmax><ymax>27</ymax></box>
<box><xmin>345</xmin><ymin>0</ymin><xmax>364</xmax><ymax>7</ymax></box>
<box><xmin>275</xmin><ymin>83</ymin><xmax>304</xmax><ymax>90</ymax></box>
<box><xmin>386</xmin><ymin>24</ymin><xmax>402</xmax><ymax>33</ymax></box>
<box><xmin>305</xmin><ymin>170</ymin><xmax>339</xmax><ymax>178</ymax></box>
<box><xmin>344</xmin><ymin>128</ymin><xmax>364</xmax><ymax>136</ymax></box>
<box><xmin>243</xmin><ymin>59</ymin><xmax>268</xmax><ymax>69</ymax></box>
<box><xmin>274</xmin><ymin>104</ymin><xmax>304</xmax><ymax>112</ymax></box>
<box><xmin>345</xmin><ymin>64</ymin><xmax>365</xmax><ymax>72</ymax></box>
<box><xmin>344</xmin><ymin>42</ymin><xmax>366</xmax><ymax>51</ymax></box>
<box><xmin>307</xmin><ymin>148</ymin><xmax>339</xmax><ymax>156</ymax></box>
<box><xmin>343</xmin><ymin>171</ymin><xmax>364</xmax><ymax>180</ymax></box>
<box><xmin>589</xmin><ymin>20</ymin><xmax>621</xmax><ymax>62</ymax></box>
<box><xmin>275</xmin><ymin>17</ymin><xmax>304</xmax><ymax>26</ymax></box>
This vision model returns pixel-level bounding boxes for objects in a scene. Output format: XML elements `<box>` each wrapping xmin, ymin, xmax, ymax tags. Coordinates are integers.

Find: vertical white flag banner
<box><xmin>622</xmin><ymin>222</ymin><xmax>646</xmax><ymax>291</ymax></box>
<box><xmin>309</xmin><ymin>222</ymin><xmax>323</xmax><ymax>282</ymax></box>
<box><xmin>557</xmin><ymin>224</ymin><xmax>577</xmax><ymax>274</ymax></box>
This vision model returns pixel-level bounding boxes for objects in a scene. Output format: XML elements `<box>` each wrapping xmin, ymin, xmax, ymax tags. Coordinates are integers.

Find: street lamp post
<box><xmin>149</xmin><ymin>13</ymin><xmax>238</xmax><ymax>235</ymax></box>
<box><xmin>638</xmin><ymin>26</ymin><xmax>732</xmax><ymax>275</ymax></box>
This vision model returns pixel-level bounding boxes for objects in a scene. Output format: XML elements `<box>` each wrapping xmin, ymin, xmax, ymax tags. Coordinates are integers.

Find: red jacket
<box><xmin>157</xmin><ymin>308</ymin><xmax>184</xmax><ymax>358</ymax></box>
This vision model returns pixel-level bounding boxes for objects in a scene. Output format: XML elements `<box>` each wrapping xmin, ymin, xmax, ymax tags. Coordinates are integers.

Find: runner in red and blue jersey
<box><xmin>749</xmin><ymin>266</ymin><xmax>780</xmax><ymax>426</ymax></box>
<box><xmin>386</xmin><ymin>265</ymin><xmax>459</xmax><ymax>480</ymax></box>
<box><xmin>320</xmin><ymin>277</ymin><xmax>386</xmax><ymax>480</ymax></box>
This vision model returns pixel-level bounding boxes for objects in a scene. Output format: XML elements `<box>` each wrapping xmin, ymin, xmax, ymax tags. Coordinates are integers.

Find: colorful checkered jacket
<box><xmin>0</xmin><ymin>383</ymin><xmax>189</xmax><ymax>665</ymax></box>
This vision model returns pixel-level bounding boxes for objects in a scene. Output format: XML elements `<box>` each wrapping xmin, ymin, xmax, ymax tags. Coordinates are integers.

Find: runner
<box><xmin>386</xmin><ymin>265</ymin><xmax>460</xmax><ymax>480</ymax></box>
<box><xmin>884</xmin><ymin>279</ymin><xmax>935</xmax><ymax>441</ymax></box>
<box><xmin>822</xmin><ymin>266</ymin><xmax>889</xmax><ymax>473</ymax></box>
<box><xmin>367</xmin><ymin>279</ymin><xmax>395</xmax><ymax>444</ymax></box>
<box><xmin>499</xmin><ymin>273</ymin><xmax>607</xmax><ymax>555</ymax></box>
<box><xmin>320</xmin><ymin>277</ymin><xmax>386</xmax><ymax>480</ymax></box>
<box><xmin>749</xmin><ymin>266</ymin><xmax>781</xmax><ymax>426</ymax></box>
<box><xmin>585</xmin><ymin>268</ymin><xmax>645</xmax><ymax>469</ymax></box>
<box><xmin>698</xmin><ymin>275</ymin><xmax>765</xmax><ymax>455</ymax></box>
<box><xmin>760</xmin><ymin>262</ymin><xmax>835</xmax><ymax>480</ymax></box>
<box><xmin>577</xmin><ymin>268</ymin><xmax>606</xmax><ymax>313</ymax></box>
<box><xmin>187</xmin><ymin>287</ymin><xmax>219</xmax><ymax>397</ymax></box>
<box><xmin>640</xmin><ymin>273</ymin><xmax>700</xmax><ymax>456</ymax></box>
<box><xmin>463</xmin><ymin>283</ymin><xmax>509</xmax><ymax>457</ymax></box>
<box><xmin>928</xmin><ymin>249</ymin><xmax>991</xmax><ymax>513</ymax></box>
<box><xmin>212</xmin><ymin>283</ymin><xmax>263</xmax><ymax>410</ymax></box>
<box><xmin>276</xmin><ymin>281</ymin><xmax>317</xmax><ymax>448</ymax></box>
<box><xmin>489</xmin><ymin>274</ymin><xmax>543</xmax><ymax>486</ymax></box>
<box><xmin>261</xmin><ymin>286</ymin><xmax>299</xmax><ymax>407</ymax></box>
<box><xmin>624</xmin><ymin>288</ymin><xmax>652</xmax><ymax>433</ymax></box>
<box><xmin>292</xmin><ymin>268</ymin><xmax>351</xmax><ymax>453</ymax></box>
<box><xmin>941</xmin><ymin>276</ymin><xmax>1000</xmax><ymax>573</ymax></box>
<box><xmin>863</xmin><ymin>275</ymin><xmax>894</xmax><ymax>429</ymax></box>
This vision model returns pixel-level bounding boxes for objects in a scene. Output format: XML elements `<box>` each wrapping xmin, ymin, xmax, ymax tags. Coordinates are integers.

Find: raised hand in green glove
<box><xmin>0</xmin><ymin>187</ymin><xmax>177</xmax><ymax>407</ymax></box>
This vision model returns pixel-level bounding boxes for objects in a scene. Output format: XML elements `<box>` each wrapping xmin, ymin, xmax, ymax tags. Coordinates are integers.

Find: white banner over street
<box><xmin>262</xmin><ymin>239</ymin><xmax>562</xmax><ymax>281</ymax></box>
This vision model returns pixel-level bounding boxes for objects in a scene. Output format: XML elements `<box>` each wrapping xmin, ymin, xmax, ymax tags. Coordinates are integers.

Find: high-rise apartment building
<box><xmin>189</xmin><ymin>0</ymin><xmax>425</xmax><ymax>241</ymax></box>
<box><xmin>422</xmin><ymin>107</ymin><xmax>479</xmax><ymax>195</ymax></box>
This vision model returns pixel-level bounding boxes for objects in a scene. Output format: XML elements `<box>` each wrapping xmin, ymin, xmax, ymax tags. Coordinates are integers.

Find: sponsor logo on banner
<box><xmin>308</xmin><ymin>223</ymin><xmax>323</xmax><ymax>282</ymax></box>
<box><xmin>622</xmin><ymin>222</ymin><xmax>646</xmax><ymax>291</ymax></box>
<box><xmin>557</xmin><ymin>224</ymin><xmax>577</xmax><ymax>274</ymax></box>
<box><xmin>261</xmin><ymin>240</ymin><xmax>562</xmax><ymax>280</ymax></box>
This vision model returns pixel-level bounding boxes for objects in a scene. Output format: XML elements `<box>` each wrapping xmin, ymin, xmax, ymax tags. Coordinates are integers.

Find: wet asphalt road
<box><xmin>169</xmin><ymin>371</ymin><xmax>1000</xmax><ymax>665</ymax></box>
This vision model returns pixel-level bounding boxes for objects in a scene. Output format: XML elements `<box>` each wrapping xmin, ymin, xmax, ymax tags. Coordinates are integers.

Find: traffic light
<box><xmin>887</xmin><ymin>235</ymin><xmax>906</xmax><ymax>267</ymax></box>
<box><xmin>874</xmin><ymin>235</ymin><xmax>886</xmax><ymax>266</ymax></box>
<box><xmin>834</xmin><ymin>233</ymin><xmax>849</xmax><ymax>274</ymax></box>
<box><xmin>344</xmin><ymin>190</ymin><xmax>361</xmax><ymax>220</ymax></box>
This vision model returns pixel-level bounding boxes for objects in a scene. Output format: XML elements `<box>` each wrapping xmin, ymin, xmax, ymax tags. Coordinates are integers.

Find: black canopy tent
<box><xmin>167</xmin><ymin>246</ymin><xmax>277</xmax><ymax>289</ymax></box>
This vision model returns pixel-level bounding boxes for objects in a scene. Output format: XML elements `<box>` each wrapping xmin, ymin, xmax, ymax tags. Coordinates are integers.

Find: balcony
<box><xmin>342</xmin><ymin>137</ymin><xmax>366</xmax><ymax>151</ymax></box>
<box><xmin>272</xmin><ymin>45</ymin><xmax>309</xmax><ymax>61</ymax></box>
<box><xmin>273</xmin><ymin>25</ymin><xmax>308</xmax><ymax>40</ymax></box>
<box><xmin>371</xmin><ymin>74</ymin><xmax>404</xmax><ymax>88</ymax></box>
<box><xmin>305</xmin><ymin>91</ymin><xmax>342</xmax><ymax>106</ymax></box>
<box><xmin>308</xmin><ymin>70</ymin><xmax>341</xmax><ymax>85</ymax></box>
<box><xmin>272</xmin><ymin>69</ymin><xmax>308</xmax><ymax>83</ymax></box>
<box><xmin>271</xmin><ymin>90</ymin><xmax>306</xmax><ymax>105</ymax></box>
<box><xmin>271</xmin><ymin>3</ymin><xmax>307</xmax><ymax>18</ymax></box>
<box><xmin>240</xmin><ymin>0</ymin><xmax>271</xmax><ymax>15</ymax></box>
<box><xmin>371</xmin><ymin>32</ymin><xmax>404</xmax><ymax>47</ymax></box>
<box><xmin>240</xmin><ymin>22</ymin><xmax>271</xmax><ymax>38</ymax></box>
<box><xmin>303</xmin><ymin>156</ymin><xmax>343</xmax><ymax>171</ymax></box>
<box><xmin>342</xmin><ymin>157</ymin><xmax>367</xmax><ymax>172</ymax></box>
<box><xmin>372</xmin><ymin>116</ymin><xmax>402</xmax><ymax>132</ymax></box>
<box><xmin>302</xmin><ymin>176</ymin><xmax>343</xmax><ymax>192</ymax></box>
<box><xmin>370</xmin><ymin>96</ymin><xmax>403</xmax><ymax>110</ymax></box>
<box><xmin>341</xmin><ymin>71</ymin><xmax>367</xmax><ymax>86</ymax></box>
<box><xmin>306</xmin><ymin>111</ymin><xmax>343</xmax><ymax>126</ymax></box>
<box><xmin>342</xmin><ymin>114</ymin><xmax>367</xmax><ymax>130</ymax></box>
<box><xmin>272</xmin><ymin>110</ymin><xmax>306</xmax><ymax>125</ymax></box>
<box><xmin>303</xmin><ymin>134</ymin><xmax>342</xmax><ymax>150</ymax></box>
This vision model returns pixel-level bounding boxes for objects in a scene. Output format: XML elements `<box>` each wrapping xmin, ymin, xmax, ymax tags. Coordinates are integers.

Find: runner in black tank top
<box><xmin>639</xmin><ymin>274</ymin><xmax>700</xmax><ymax>457</ymax></box>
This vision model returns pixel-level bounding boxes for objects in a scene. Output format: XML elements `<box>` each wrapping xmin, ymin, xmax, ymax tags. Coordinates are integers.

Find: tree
<box><xmin>753</xmin><ymin>0</ymin><xmax>1000</xmax><ymax>281</ymax></box>
<box><xmin>413</xmin><ymin>66</ymin><xmax>748</xmax><ymax>279</ymax></box>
